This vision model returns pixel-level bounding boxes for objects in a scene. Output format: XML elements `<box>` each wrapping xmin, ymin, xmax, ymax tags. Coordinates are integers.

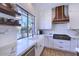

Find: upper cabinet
<box><xmin>53</xmin><ymin>5</ymin><xmax>69</xmax><ymax>24</ymax></box>
<box><xmin>68</xmin><ymin>4</ymin><xmax>79</xmax><ymax>29</ymax></box>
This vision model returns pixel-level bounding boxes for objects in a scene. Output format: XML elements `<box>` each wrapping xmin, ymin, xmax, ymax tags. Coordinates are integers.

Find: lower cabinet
<box><xmin>70</xmin><ymin>38</ymin><xmax>77</xmax><ymax>53</ymax></box>
<box><xmin>44</xmin><ymin>36</ymin><xmax>54</xmax><ymax>49</ymax></box>
<box><xmin>53</xmin><ymin>39</ymin><xmax>71</xmax><ymax>51</ymax></box>
<box><xmin>44</xmin><ymin>36</ymin><xmax>50</xmax><ymax>48</ymax></box>
<box><xmin>44</xmin><ymin>36</ymin><xmax>78</xmax><ymax>53</ymax></box>
<box><xmin>77</xmin><ymin>40</ymin><xmax>79</xmax><ymax>48</ymax></box>
<box><xmin>35</xmin><ymin>43</ymin><xmax>44</xmax><ymax>56</ymax></box>
<box><xmin>35</xmin><ymin>35</ymin><xmax>44</xmax><ymax>56</ymax></box>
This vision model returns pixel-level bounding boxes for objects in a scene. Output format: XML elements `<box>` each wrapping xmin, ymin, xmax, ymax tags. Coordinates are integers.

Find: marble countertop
<box><xmin>71</xmin><ymin>36</ymin><xmax>79</xmax><ymax>39</ymax></box>
<box><xmin>44</xmin><ymin>34</ymin><xmax>79</xmax><ymax>39</ymax></box>
<box><xmin>16</xmin><ymin>35</ymin><xmax>44</xmax><ymax>56</ymax></box>
<box><xmin>76</xmin><ymin>48</ymin><xmax>79</xmax><ymax>52</ymax></box>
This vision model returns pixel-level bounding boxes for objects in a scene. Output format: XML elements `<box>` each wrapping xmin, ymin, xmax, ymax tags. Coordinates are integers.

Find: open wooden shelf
<box><xmin>0</xmin><ymin>19</ymin><xmax>21</xmax><ymax>26</ymax></box>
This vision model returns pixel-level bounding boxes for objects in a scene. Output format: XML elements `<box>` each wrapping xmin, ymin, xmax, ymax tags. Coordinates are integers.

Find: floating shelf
<box><xmin>0</xmin><ymin>12</ymin><xmax>19</xmax><ymax>20</ymax></box>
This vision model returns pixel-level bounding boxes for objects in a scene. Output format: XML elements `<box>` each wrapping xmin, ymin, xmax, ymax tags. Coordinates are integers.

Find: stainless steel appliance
<box><xmin>53</xmin><ymin>34</ymin><xmax>71</xmax><ymax>40</ymax></box>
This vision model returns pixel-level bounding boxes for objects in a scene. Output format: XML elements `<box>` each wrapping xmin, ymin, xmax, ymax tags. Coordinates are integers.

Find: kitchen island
<box><xmin>16</xmin><ymin>35</ymin><xmax>44</xmax><ymax>56</ymax></box>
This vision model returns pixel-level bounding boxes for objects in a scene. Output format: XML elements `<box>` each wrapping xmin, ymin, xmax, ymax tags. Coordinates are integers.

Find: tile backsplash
<box><xmin>43</xmin><ymin>24</ymin><xmax>79</xmax><ymax>36</ymax></box>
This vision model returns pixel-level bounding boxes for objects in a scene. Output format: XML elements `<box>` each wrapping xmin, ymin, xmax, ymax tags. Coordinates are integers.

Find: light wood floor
<box><xmin>41</xmin><ymin>48</ymin><xmax>77</xmax><ymax>56</ymax></box>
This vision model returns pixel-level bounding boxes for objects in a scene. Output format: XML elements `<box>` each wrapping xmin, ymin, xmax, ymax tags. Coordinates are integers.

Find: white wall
<box><xmin>43</xmin><ymin>23</ymin><xmax>79</xmax><ymax>37</ymax></box>
<box><xmin>53</xmin><ymin>24</ymin><xmax>78</xmax><ymax>36</ymax></box>
<box><xmin>0</xmin><ymin>25</ymin><xmax>18</xmax><ymax>47</ymax></box>
<box><xmin>39</xmin><ymin>9</ymin><xmax>52</xmax><ymax>29</ymax></box>
<box><xmin>34</xmin><ymin>7</ymin><xmax>53</xmax><ymax>29</ymax></box>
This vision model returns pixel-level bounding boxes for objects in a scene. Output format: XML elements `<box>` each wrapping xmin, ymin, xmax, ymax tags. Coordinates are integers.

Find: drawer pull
<box><xmin>59</xmin><ymin>42</ymin><xmax>63</xmax><ymax>43</ymax></box>
<box><xmin>59</xmin><ymin>46</ymin><xmax>63</xmax><ymax>48</ymax></box>
<box><xmin>38</xmin><ymin>45</ymin><xmax>41</xmax><ymax>47</ymax></box>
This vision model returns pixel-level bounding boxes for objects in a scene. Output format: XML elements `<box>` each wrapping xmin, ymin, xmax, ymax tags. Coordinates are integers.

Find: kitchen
<box><xmin>0</xmin><ymin>3</ymin><xmax>79</xmax><ymax>56</ymax></box>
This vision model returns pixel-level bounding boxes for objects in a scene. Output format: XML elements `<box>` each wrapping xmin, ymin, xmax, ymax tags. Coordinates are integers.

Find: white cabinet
<box><xmin>0</xmin><ymin>42</ymin><xmax>16</xmax><ymax>56</ymax></box>
<box><xmin>53</xmin><ymin>39</ymin><xmax>71</xmax><ymax>51</ymax></box>
<box><xmin>44</xmin><ymin>36</ymin><xmax>50</xmax><ymax>48</ymax></box>
<box><xmin>35</xmin><ymin>41</ymin><xmax>43</xmax><ymax>56</ymax></box>
<box><xmin>77</xmin><ymin>40</ymin><xmax>79</xmax><ymax>48</ymax></box>
<box><xmin>35</xmin><ymin>35</ymin><xmax>44</xmax><ymax>56</ymax></box>
<box><xmin>68</xmin><ymin>4</ymin><xmax>79</xmax><ymax>29</ymax></box>
<box><xmin>43</xmin><ymin>35</ymin><xmax>79</xmax><ymax>53</ymax></box>
<box><xmin>48</xmin><ymin>37</ymin><xmax>54</xmax><ymax>48</ymax></box>
<box><xmin>38</xmin><ymin>9</ymin><xmax>52</xmax><ymax>29</ymax></box>
<box><xmin>70</xmin><ymin>38</ymin><xmax>77</xmax><ymax>52</ymax></box>
<box><xmin>44</xmin><ymin>36</ymin><xmax>54</xmax><ymax>48</ymax></box>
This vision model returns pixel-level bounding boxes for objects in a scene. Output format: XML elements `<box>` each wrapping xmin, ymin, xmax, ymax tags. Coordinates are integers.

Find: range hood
<box><xmin>53</xmin><ymin>5</ymin><xmax>69</xmax><ymax>23</ymax></box>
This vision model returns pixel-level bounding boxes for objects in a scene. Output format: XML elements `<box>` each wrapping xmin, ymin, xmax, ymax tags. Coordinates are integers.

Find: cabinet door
<box><xmin>69</xmin><ymin>4</ymin><xmax>79</xmax><ymax>29</ymax></box>
<box><xmin>70</xmin><ymin>39</ymin><xmax>77</xmax><ymax>52</ymax></box>
<box><xmin>35</xmin><ymin>42</ymin><xmax>43</xmax><ymax>56</ymax></box>
<box><xmin>47</xmin><ymin>36</ymin><xmax>54</xmax><ymax>49</ymax></box>
<box><xmin>35</xmin><ymin>35</ymin><xmax>44</xmax><ymax>56</ymax></box>
<box><xmin>44</xmin><ymin>36</ymin><xmax>50</xmax><ymax>48</ymax></box>
<box><xmin>77</xmin><ymin>40</ymin><xmax>79</xmax><ymax>48</ymax></box>
<box><xmin>53</xmin><ymin>39</ymin><xmax>70</xmax><ymax>51</ymax></box>
<box><xmin>44</xmin><ymin>36</ymin><xmax>54</xmax><ymax>48</ymax></box>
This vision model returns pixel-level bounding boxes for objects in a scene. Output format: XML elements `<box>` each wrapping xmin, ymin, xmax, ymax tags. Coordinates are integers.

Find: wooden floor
<box><xmin>41</xmin><ymin>48</ymin><xmax>77</xmax><ymax>56</ymax></box>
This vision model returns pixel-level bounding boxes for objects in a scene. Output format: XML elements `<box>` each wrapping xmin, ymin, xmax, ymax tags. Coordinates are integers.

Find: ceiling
<box><xmin>32</xmin><ymin>3</ymin><xmax>69</xmax><ymax>9</ymax></box>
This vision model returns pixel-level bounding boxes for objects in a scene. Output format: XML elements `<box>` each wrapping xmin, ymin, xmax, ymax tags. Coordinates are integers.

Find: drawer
<box><xmin>54</xmin><ymin>39</ymin><xmax>70</xmax><ymax>46</ymax></box>
<box><xmin>53</xmin><ymin>40</ymin><xmax>70</xmax><ymax>51</ymax></box>
<box><xmin>54</xmin><ymin>43</ymin><xmax>70</xmax><ymax>51</ymax></box>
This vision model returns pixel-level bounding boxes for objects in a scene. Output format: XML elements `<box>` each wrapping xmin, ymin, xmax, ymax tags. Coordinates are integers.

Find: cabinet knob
<box><xmin>40</xmin><ymin>45</ymin><xmax>42</xmax><ymax>47</ymax></box>
<box><xmin>59</xmin><ymin>46</ymin><xmax>63</xmax><ymax>48</ymax></box>
<box><xmin>59</xmin><ymin>42</ymin><xmax>63</xmax><ymax>43</ymax></box>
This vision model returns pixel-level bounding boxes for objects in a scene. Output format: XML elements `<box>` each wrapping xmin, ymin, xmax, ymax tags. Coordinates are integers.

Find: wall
<box><xmin>0</xmin><ymin>25</ymin><xmax>18</xmax><ymax>47</ymax></box>
<box><xmin>43</xmin><ymin>23</ymin><xmax>79</xmax><ymax>37</ymax></box>
<box><xmin>34</xmin><ymin>7</ymin><xmax>53</xmax><ymax>29</ymax></box>
<box><xmin>39</xmin><ymin>9</ymin><xmax>52</xmax><ymax>29</ymax></box>
<box><xmin>53</xmin><ymin>24</ymin><xmax>78</xmax><ymax>36</ymax></box>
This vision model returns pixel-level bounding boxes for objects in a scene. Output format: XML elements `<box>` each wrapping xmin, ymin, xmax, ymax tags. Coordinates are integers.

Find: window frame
<box><xmin>16</xmin><ymin>4</ymin><xmax>35</xmax><ymax>39</ymax></box>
